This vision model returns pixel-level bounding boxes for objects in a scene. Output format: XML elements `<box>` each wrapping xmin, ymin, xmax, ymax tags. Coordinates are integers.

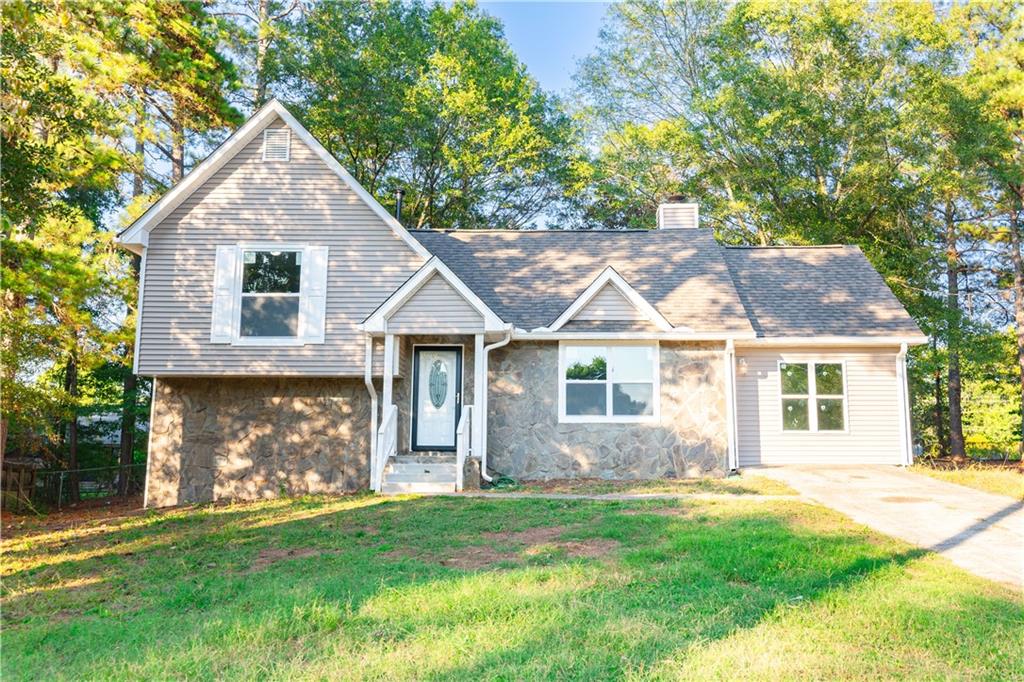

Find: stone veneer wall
<box><xmin>393</xmin><ymin>335</ymin><xmax>476</xmax><ymax>453</ymax></box>
<box><xmin>147</xmin><ymin>377</ymin><xmax>372</xmax><ymax>507</ymax></box>
<box><xmin>487</xmin><ymin>341</ymin><xmax>728</xmax><ymax>480</ymax></box>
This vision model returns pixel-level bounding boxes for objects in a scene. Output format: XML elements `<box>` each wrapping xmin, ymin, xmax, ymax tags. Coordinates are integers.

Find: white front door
<box><xmin>412</xmin><ymin>346</ymin><xmax>461</xmax><ymax>450</ymax></box>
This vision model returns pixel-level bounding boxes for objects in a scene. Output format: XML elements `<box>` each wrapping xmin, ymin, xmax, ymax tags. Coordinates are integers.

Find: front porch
<box><xmin>360</xmin><ymin>256</ymin><xmax>512</xmax><ymax>495</ymax></box>
<box><xmin>372</xmin><ymin>333</ymin><xmax>491</xmax><ymax>494</ymax></box>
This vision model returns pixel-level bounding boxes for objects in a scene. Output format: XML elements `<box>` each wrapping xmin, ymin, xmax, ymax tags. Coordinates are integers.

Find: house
<box><xmin>116</xmin><ymin>100</ymin><xmax>927</xmax><ymax>507</ymax></box>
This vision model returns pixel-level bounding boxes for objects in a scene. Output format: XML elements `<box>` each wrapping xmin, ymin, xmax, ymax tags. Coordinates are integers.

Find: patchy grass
<box><xmin>911</xmin><ymin>464</ymin><xmax>1024</xmax><ymax>500</ymax></box>
<box><xmin>2</xmin><ymin>494</ymin><xmax>1021</xmax><ymax>680</ymax></box>
<box><xmin>486</xmin><ymin>474</ymin><xmax>797</xmax><ymax>496</ymax></box>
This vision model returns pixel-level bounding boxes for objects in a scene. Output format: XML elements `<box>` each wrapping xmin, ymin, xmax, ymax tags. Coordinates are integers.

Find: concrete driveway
<box><xmin>749</xmin><ymin>465</ymin><xmax>1023</xmax><ymax>589</ymax></box>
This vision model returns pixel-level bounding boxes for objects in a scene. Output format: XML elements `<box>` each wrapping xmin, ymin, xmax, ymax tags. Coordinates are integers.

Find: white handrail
<box><xmin>375</xmin><ymin>405</ymin><xmax>398</xmax><ymax>492</ymax></box>
<box><xmin>455</xmin><ymin>405</ymin><xmax>473</xmax><ymax>492</ymax></box>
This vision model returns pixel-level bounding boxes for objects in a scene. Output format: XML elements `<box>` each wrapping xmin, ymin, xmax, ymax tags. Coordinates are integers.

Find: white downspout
<box><xmin>724</xmin><ymin>339</ymin><xmax>739</xmax><ymax>472</ymax></box>
<box><xmin>364</xmin><ymin>334</ymin><xmax>379</xmax><ymax>491</ymax></box>
<box><xmin>479</xmin><ymin>326</ymin><xmax>512</xmax><ymax>483</ymax></box>
<box><xmin>896</xmin><ymin>342</ymin><xmax>913</xmax><ymax>466</ymax></box>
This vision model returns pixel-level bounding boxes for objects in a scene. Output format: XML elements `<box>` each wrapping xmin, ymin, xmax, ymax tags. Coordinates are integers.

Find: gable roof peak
<box><xmin>116</xmin><ymin>99</ymin><xmax>429</xmax><ymax>260</ymax></box>
<box><xmin>541</xmin><ymin>265</ymin><xmax>681</xmax><ymax>333</ymax></box>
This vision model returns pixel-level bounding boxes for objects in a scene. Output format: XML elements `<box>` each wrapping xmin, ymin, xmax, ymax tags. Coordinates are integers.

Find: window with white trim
<box><xmin>780</xmin><ymin>361</ymin><xmax>846</xmax><ymax>431</ymax></box>
<box><xmin>560</xmin><ymin>343</ymin><xmax>658</xmax><ymax>422</ymax></box>
<box><xmin>240</xmin><ymin>249</ymin><xmax>302</xmax><ymax>337</ymax></box>
<box><xmin>210</xmin><ymin>244</ymin><xmax>328</xmax><ymax>346</ymax></box>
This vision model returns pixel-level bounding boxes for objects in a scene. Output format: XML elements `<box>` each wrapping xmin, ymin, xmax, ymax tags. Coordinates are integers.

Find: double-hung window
<box><xmin>239</xmin><ymin>249</ymin><xmax>302</xmax><ymax>338</ymax></box>
<box><xmin>560</xmin><ymin>343</ymin><xmax>659</xmax><ymax>422</ymax></box>
<box><xmin>210</xmin><ymin>243</ymin><xmax>328</xmax><ymax>346</ymax></box>
<box><xmin>780</xmin><ymin>361</ymin><xmax>846</xmax><ymax>432</ymax></box>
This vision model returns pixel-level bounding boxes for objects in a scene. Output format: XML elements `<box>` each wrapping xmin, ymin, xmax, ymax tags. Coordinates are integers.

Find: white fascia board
<box><xmin>116</xmin><ymin>99</ymin><xmax>430</xmax><ymax>261</ymax></box>
<box><xmin>539</xmin><ymin>266</ymin><xmax>680</xmax><ymax>333</ymax></box>
<box><xmin>361</xmin><ymin>256</ymin><xmax>505</xmax><ymax>333</ymax></box>
<box><xmin>515</xmin><ymin>330</ymin><xmax>756</xmax><ymax>341</ymax></box>
<box><xmin>271</xmin><ymin>103</ymin><xmax>430</xmax><ymax>260</ymax></box>
<box><xmin>735</xmin><ymin>335</ymin><xmax>929</xmax><ymax>348</ymax></box>
<box><xmin>116</xmin><ymin>100</ymin><xmax>282</xmax><ymax>249</ymax></box>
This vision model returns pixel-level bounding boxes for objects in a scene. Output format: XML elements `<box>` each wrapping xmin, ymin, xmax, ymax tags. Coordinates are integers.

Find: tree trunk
<box><xmin>932</xmin><ymin>338</ymin><xmax>946</xmax><ymax>455</ymax></box>
<box><xmin>945</xmin><ymin>204</ymin><xmax>966</xmax><ymax>461</ymax></box>
<box><xmin>118</xmin><ymin>255</ymin><xmax>142</xmax><ymax>496</ymax></box>
<box><xmin>119</xmin><ymin>132</ymin><xmax>146</xmax><ymax>496</ymax></box>
<box><xmin>254</xmin><ymin>0</ymin><xmax>270</xmax><ymax>107</ymax></box>
<box><xmin>170</xmin><ymin>103</ymin><xmax>185</xmax><ymax>183</ymax></box>
<box><xmin>63</xmin><ymin>353</ymin><xmax>80</xmax><ymax>503</ymax></box>
<box><xmin>1007</xmin><ymin>196</ymin><xmax>1024</xmax><ymax>458</ymax></box>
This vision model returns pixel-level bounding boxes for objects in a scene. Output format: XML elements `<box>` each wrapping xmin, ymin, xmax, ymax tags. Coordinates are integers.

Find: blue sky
<box><xmin>478</xmin><ymin>2</ymin><xmax>611</xmax><ymax>94</ymax></box>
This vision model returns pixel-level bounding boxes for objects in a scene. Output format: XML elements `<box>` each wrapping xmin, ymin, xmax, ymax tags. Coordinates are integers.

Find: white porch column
<box><xmin>383</xmin><ymin>332</ymin><xmax>395</xmax><ymax>409</ymax></box>
<box><xmin>473</xmin><ymin>333</ymin><xmax>485</xmax><ymax>458</ymax></box>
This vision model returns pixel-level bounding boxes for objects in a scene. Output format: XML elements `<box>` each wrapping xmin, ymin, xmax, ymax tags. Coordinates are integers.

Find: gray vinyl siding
<box><xmin>735</xmin><ymin>347</ymin><xmax>904</xmax><ymax>466</ymax></box>
<box><xmin>573</xmin><ymin>284</ymin><xmax>645</xmax><ymax>322</ymax></box>
<box><xmin>387</xmin><ymin>273</ymin><xmax>484</xmax><ymax>334</ymax></box>
<box><xmin>138</xmin><ymin>116</ymin><xmax>425</xmax><ymax>376</ymax></box>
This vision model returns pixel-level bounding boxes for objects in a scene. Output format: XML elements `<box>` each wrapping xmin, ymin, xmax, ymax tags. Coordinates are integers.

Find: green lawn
<box><xmin>911</xmin><ymin>463</ymin><xmax>1024</xmax><ymax>500</ymax></box>
<box><xmin>2</xmin><ymin>495</ymin><xmax>1021</xmax><ymax>680</ymax></box>
<box><xmin>485</xmin><ymin>474</ymin><xmax>797</xmax><ymax>496</ymax></box>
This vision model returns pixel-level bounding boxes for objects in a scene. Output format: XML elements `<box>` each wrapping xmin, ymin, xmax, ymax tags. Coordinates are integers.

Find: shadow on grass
<box><xmin>2</xmin><ymin>495</ymin><xmax>1020</xmax><ymax>680</ymax></box>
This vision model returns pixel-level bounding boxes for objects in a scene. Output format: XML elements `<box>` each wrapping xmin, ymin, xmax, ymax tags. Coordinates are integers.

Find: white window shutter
<box><xmin>299</xmin><ymin>246</ymin><xmax>328</xmax><ymax>344</ymax></box>
<box><xmin>210</xmin><ymin>245</ymin><xmax>239</xmax><ymax>343</ymax></box>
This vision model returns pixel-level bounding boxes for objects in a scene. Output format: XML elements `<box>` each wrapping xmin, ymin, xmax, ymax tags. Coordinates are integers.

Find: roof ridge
<box><xmin>409</xmin><ymin>228</ymin><xmax>713</xmax><ymax>234</ymax></box>
<box><xmin>724</xmin><ymin>244</ymin><xmax>854</xmax><ymax>250</ymax></box>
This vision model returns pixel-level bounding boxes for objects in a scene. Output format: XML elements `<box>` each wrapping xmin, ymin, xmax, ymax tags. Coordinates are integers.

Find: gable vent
<box><xmin>657</xmin><ymin>201</ymin><xmax>699</xmax><ymax>229</ymax></box>
<box><xmin>262</xmin><ymin>128</ymin><xmax>290</xmax><ymax>161</ymax></box>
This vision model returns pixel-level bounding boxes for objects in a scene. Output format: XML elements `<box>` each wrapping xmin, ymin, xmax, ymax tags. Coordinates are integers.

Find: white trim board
<box><xmin>557</xmin><ymin>340</ymin><xmax>661</xmax><ymax>424</ymax></box>
<box><xmin>539</xmin><ymin>266</ymin><xmax>680</xmax><ymax>333</ymax></box>
<box><xmin>361</xmin><ymin>256</ymin><xmax>506</xmax><ymax>333</ymax></box>
<box><xmin>116</xmin><ymin>99</ymin><xmax>429</xmax><ymax>260</ymax></box>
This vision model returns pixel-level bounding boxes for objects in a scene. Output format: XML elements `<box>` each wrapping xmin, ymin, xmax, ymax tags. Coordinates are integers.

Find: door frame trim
<box><xmin>410</xmin><ymin>344</ymin><xmax>464</xmax><ymax>451</ymax></box>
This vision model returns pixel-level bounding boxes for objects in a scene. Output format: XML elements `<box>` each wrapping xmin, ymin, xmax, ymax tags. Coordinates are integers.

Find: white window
<box><xmin>240</xmin><ymin>249</ymin><xmax>302</xmax><ymax>338</ymax></box>
<box><xmin>780</xmin><ymin>361</ymin><xmax>847</xmax><ymax>432</ymax></box>
<box><xmin>559</xmin><ymin>342</ymin><xmax>659</xmax><ymax>422</ymax></box>
<box><xmin>210</xmin><ymin>244</ymin><xmax>328</xmax><ymax>346</ymax></box>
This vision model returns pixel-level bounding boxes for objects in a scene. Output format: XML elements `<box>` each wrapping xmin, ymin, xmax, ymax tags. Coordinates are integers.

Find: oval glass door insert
<box><xmin>429</xmin><ymin>359</ymin><xmax>448</xmax><ymax>408</ymax></box>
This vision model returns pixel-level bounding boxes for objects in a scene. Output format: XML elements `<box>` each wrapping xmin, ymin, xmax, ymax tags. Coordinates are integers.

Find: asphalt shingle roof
<box><xmin>411</xmin><ymin>229</ymin><xmax>753</xmax><ymax>333</ymax></box>
<box><xmin>722</xmin><ymin>246</ymin><xmax>923</xmax><ymax>337</ymax></box>
<box><xmin>410</xmin><ymin>229</ymin><xmax>921</xmax><ymax>338</ymax></box>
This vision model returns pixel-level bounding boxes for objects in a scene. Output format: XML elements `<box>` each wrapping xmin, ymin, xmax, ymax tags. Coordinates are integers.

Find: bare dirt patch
<box><xmin>248</xmin><ymin>547</ymin><xmax>327</xmax><ymax>572</ymax></box>
<box><xmin>525</xmin><ymin>538</ymin><xmax>620</xmax><ymax>559</ymax></box>
<box><xmin>381</xmin><ymin>525</ymin><xmax>621</xmax><ymax>570</ymax></box>
<box><xmin>619</xmin><ymin>507</ymin><xmax>689</xmax><ymax>517</ymax></box>
<box><xmin>439</xmin><ymin>546</ymin><xmax>510</xmax><ymax>570</ymax></box>
<box><xmin>2</xmin><ymin>495</ymin><xmax>147</xmax><ymax>538</ymax></box>
<box><xmin>484</xmin><ymin>525</ymin><xmax>567</xmax><ymax>545</ymax></box>
<box><xmin>481</xmin><ymin>525</ymin><xmax>619</xmax><ymax>563</ymax></box>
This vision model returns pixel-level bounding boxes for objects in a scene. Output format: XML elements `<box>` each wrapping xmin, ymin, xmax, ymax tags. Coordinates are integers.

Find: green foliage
<box><xmin>286</xmin><ymin>0</ymin><xmax>577</xmax><ymax>229</ymax></box>
<box><xmin>1</xmin><ymin>0</ymin><xmax>235</xmax><ymax>465</ymax></box>
<box><xmin>565</xmin><ymin>356</ymin><xmax>607</xmax><ymax>381</ymax></box>
<box><xmin>575</xmin><ymin>0</ymin><xmax>1024</xmax><ymax>456</ymax></box>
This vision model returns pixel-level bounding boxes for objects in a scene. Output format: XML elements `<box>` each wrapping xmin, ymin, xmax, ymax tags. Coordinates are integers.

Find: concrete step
<box><xmin>387</xmin><ymin>462</ymin><xmax>457</xmax><ymax>476</ymax></box>
<box><xmin>384</xmin><ymin>471</ymin><xmax>456</xmax><ymax>484</ymax></box>
<box><xmin>394</xmin><ymin>453</ymin><xmax>456</xmax><ymax>464</ymax></box>
<box><xmin>381</xmin><ymin>480</ymin><xmax>456</xmax><ymax>495</ymax></box>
